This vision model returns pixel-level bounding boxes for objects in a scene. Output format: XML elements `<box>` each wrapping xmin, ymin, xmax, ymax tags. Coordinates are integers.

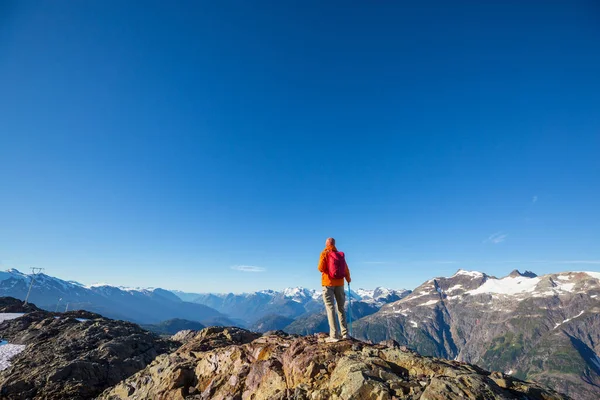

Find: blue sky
<box><xmin>1</xmin><ymin>1</ymin><xmax>599</xmax><ymax>293</ymax></box>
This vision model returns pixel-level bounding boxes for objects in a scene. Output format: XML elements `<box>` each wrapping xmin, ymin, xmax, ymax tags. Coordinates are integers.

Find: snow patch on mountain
<box><xmin>354</xmin><ymin>287</ymin><xmax>409</xmax><ymax>306</ymax></box>
<box><xmin>554</xmin><ymin>282</ymin><xmax>575</xmax><ymax>292</ymax></box>
<box><xmin>465</xmin><ymin>271</ymin><xmax>600</xmax><ymax>297</ymax></box>
<box><xmin>452</xmin><ymin>270</ymin><xmax>484</xmax><ymax>278</ymax></box>
<box><xmin>85</xmin><ymin>283</ymin><xmax>158</xmax><ymax>293</ymax></box>
<box><xmin>85</xmin><ymin>283</ymin><xmax>112</xmax><ymax>289</ymax></box>
<box><xmin>447</xmin><ymin>284</ymin><xmax>463</xmax><ymax>292</ymax></box>
<box><xmin>0</xmin><ymin>342</ymin><xmax>26</xmax><ymax>371</ymax></box>
<box><xmin>468</xmin><ymin>276</ymin><xmax>541</xmax><ymax>295</ymax></box>
<box><xmin>356</xmin><ymin>289</ymin><xmax>375</xmax><ymax>298</ymax></box>
<box><xmin>0</xmin><ymin>313</ymin><xmax>25</xmax><ymax>323</ymax></box>
<box><xmin>0</xmin><ymin>270</ymin><xmax>28</xmax><ymax>284</ymax></box>
<box><xmin>581</xmin><ymin>271</ymin><xmax>600</xmax><ymax>280</ymax></box>
<box><xmin>554</xmin><ymin>310</ymin><xmax>585</xmax><ymax>329</ymax></box>
<box><xmin>0</xmin><ymin>313</ymin><xmax>28</xmax><ymax>371</ymax></box>
<box><xmin>282</xmin><ymin>287</ymin><xmax>314</xmax><ymax>303</ymax></box>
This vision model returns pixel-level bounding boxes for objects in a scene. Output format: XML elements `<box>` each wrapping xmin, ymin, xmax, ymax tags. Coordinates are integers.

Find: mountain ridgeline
<box><xmin>0</xmin><ymin>268</ymin><xmax>409</xmax><ymax>333</ymax></box>
<box><xmin>0</xmin><ymin>269</ymin><xmax>228</xmax><ymax>325</ymax></box>
<box><xmin>354</xmin><ymin>269</ymin><xmax>600</xmax><ymax>400</ymax></box>
<box><xmin>2</xmin><ymin>267</ymin><xmax>599</xmax><ymax>399</ymax></box>
<box><xmin>172</xmin><ymin>286</ymin><xmax>411</xmax><ymax>333</ymax></box>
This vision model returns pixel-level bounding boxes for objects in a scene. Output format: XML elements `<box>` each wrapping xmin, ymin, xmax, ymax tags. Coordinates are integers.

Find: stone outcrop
<box><xmin>0</xmin><ymin>310</ymin><xmax>177</xmax><ymax>399</ymax></box>
<box><xmin>0</xmin><ymin>296</ymin><xmax>41</xmax><ymax>313</ymax></box>
<box><xmin>100</xmin><ymin>327</ymin><xmax>568</xmax><ymax>400</ymax></box>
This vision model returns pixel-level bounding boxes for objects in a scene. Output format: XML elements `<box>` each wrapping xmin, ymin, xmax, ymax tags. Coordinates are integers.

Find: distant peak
<box><xmin>508</xmin><ymin>270</ymin><xmax>537</xmax><ymax>278</ymax></box>
<box><xmin>453</xmin><ymin>269</ymin><xmax>484</xmax><ymax>278</ymax></box>
<box><xmin>86</xmin><ymin>283</ymin><xmax>113</xmax><ymax>288</ymax></box>
<box><xmin>6</xmin><ymin>268</ymin><xmax>22</xmax><ymax>274</ymax></box>
<box><xmin>282</xmin><ymin>287</ymin><xmax>312</xmax><ymax>296</ymax></box>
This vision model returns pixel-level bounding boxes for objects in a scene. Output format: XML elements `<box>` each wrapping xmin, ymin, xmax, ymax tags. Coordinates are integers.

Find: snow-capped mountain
<box><xmin>174</xmin><ymin>286</ymin><xmax>411</xmax><ymax>328</ymax></box>
<box><xmin>354</xmin><ymin>287</ymin><xmax>410</xmax><ymax>306</ymax></box>
<box><xmin>0</xmin><ymin>269</ymin><xmax>224</xmax><ymax>324</ymax></box>
<box><xmin>282</xmin><ymin>287</ymin><xmax>317</xmax><ymax>303</ymax></box>
<box><xmin>355</xmin><ymin>269</ymin><xmax>600</xmax><ymax>400</ymax></box>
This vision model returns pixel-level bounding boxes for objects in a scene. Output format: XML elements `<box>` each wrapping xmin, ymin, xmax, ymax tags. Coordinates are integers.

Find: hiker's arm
<box><xmin>345</xmin><ymin>262</ymin><xmax>351</xmax><ymax>283</ymax></box>
<box><xmin>318</xmin><ymin>252</ymin><xmax>327</xmax><ymax>273</ymax></box>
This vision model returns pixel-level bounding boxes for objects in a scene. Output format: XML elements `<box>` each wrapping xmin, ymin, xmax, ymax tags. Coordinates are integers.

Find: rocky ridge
<box><xmin>0</xmin><ymin>308</ymin><xmax>176</xmax><ymax>399</ymax></box>
<box><xmin>0</xmin><ymin>296</ymin><xmax>41</xmax><ymax>313</ymax></box>
<box><xmin>100</xmin><ymin>327</ymin><xmax>568</xmax><ymax>400</ymax></box>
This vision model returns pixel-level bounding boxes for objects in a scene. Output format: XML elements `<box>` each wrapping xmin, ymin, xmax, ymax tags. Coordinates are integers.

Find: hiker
<box><xmin>318</xmin><ymin>237</ymin><xmax>351</xmax><ymax>342</ymax></box>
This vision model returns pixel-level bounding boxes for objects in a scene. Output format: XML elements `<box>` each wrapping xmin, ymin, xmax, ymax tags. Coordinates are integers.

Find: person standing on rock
<box><xmin>318</xmin><ymin>237</ymin><xmax>351</xmax><ymax>342</ymax></box>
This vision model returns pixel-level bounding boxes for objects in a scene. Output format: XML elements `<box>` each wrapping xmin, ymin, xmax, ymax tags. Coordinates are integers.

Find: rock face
<box><xmin>100</xmin><ymin>327</ymin><xmax>567</xmax><ymax>400</ymax></box>
<box><xmin>0</xmin><ymin>310</ymin><xmax>177</xmax><ymax>399</ymax></box>
<box><xmin>354</xmin><ymin>270</ymin><xmax>600</xmax><ymax>400</ymax></box>
<box><xmin>0</xmin><ymin>296</ymin><xmax>41</xmax><ymax>313</ymax></box>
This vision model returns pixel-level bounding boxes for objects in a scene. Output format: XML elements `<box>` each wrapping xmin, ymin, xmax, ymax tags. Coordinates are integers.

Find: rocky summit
<box><xmin>100</xmin><ymin>327</ymin><xmax>567</xmax><ymax>400</ymax></box>
<box><xmin>0</xmin><ymin>308</ymin><xmax>176</xmax><ymax>399</ymax></box>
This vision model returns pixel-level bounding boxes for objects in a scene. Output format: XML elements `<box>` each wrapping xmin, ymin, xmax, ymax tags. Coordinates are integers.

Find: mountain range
<box><xmin>0</xmin><ymin>268</ymin><xmax>407</xmax><ymax>331</ymax></box>
<box><xmin>2</xmin><ymin>266</ymin><xmax>599</xmax><ymax>398</ymax></box>
<box><xmin>0</xmin><ymin>269</ymin><xmax>224</xmax><ymax>325</ymax></box>
<box><xmin>173</xmin><ymin>286</ymin><xmax>410</xmax><ymax>329</ymax></box>
<box><xmin>354</xmin><ymin>269</ymin><xmax>600</xmax><ymax>400</ymax></box>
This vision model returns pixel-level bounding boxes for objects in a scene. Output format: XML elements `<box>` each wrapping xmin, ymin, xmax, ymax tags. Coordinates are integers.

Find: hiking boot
<box><xmin>342</xmin><ymin>334</ymin><xmax>352</xmax><ymax>340</ymax></box>
<box><xmin>325</xmin><ymin>337</ymin><xmax>340</xmax><ymax>343</ymax></box>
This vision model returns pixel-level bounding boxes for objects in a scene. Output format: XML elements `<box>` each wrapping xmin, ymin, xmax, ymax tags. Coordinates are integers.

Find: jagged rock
<box><xmin>508</xmin><ymin>270</ymin><xmax>538</xmax><ymax>279</ymax></box>
<box><xmin>0</xmin><ymin>310</ymin><xmax>177</xmax><ymax>399</ymax></box>
<box><xmin>0</xmin><ymin>296</ymin><xmax>41</xmax><ymax>313</ymax></box>
<box><xmin>172</xmin><ymin>329</ymin><xmax>198</xmax><ymax>344</ymax></box>
<box><xmin>99</xmin><ymin>327</ymin><xmax>567</xmax><ymax>400</ymax></box>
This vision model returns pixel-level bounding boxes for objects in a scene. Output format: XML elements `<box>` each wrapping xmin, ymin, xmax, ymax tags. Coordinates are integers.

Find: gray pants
<box><xmin>322</xmin><ymin>285</ymin><xmax>348</xmax><ymax>338</ymax></box>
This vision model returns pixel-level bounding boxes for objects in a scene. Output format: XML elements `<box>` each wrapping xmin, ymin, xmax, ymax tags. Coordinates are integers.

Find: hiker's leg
<box><xmin>322</xmin><ymin>286</ymin><xmax>340</xmax><ymax>338</ymax></box>
<box><xmin>334</xmin><ymin>285</ymin><xmax>348</xmax><ymax>337</ymax></box>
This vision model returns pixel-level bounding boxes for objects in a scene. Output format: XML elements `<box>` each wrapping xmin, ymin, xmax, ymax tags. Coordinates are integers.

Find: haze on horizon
<box><xmin>1</xmin><ymin>2</ymin><xmax>599</xmax><ymax>293</ymax></box>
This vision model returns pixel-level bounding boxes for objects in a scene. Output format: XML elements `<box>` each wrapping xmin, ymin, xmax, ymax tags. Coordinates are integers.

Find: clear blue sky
<box><xmin>1</xmin><ymin>1</ymin><xmax>599</xmax><ymax>293</ymax></box>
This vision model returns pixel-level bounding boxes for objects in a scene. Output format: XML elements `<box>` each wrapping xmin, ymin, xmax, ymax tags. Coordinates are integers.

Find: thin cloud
<box><xmin>532</xmin><ymin>195</ymin><xmax>538</xmax><ymax>204</ymax></box>
<box><xmin>485</xmin><ymin>232</ymin><xmax>508</xmax><ymax>244</ymax></box>
<box><xmin>230</xmin><ymin>265</ymin><xmax>266</xmax><ymax>273</ymax></box>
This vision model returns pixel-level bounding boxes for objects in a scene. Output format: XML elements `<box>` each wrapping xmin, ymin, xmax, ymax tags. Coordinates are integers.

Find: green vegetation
<box><xmin>482</xmin><ymin>332</ymin><xmax>525</xmax><ymax>372</ymax></box>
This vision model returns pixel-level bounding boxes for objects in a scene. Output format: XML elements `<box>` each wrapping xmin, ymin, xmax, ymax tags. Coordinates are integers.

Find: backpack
<box><xmin>327</xmin><ymin>251</ymin><xmax>346</xmax><ymax>279</ymax></box>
